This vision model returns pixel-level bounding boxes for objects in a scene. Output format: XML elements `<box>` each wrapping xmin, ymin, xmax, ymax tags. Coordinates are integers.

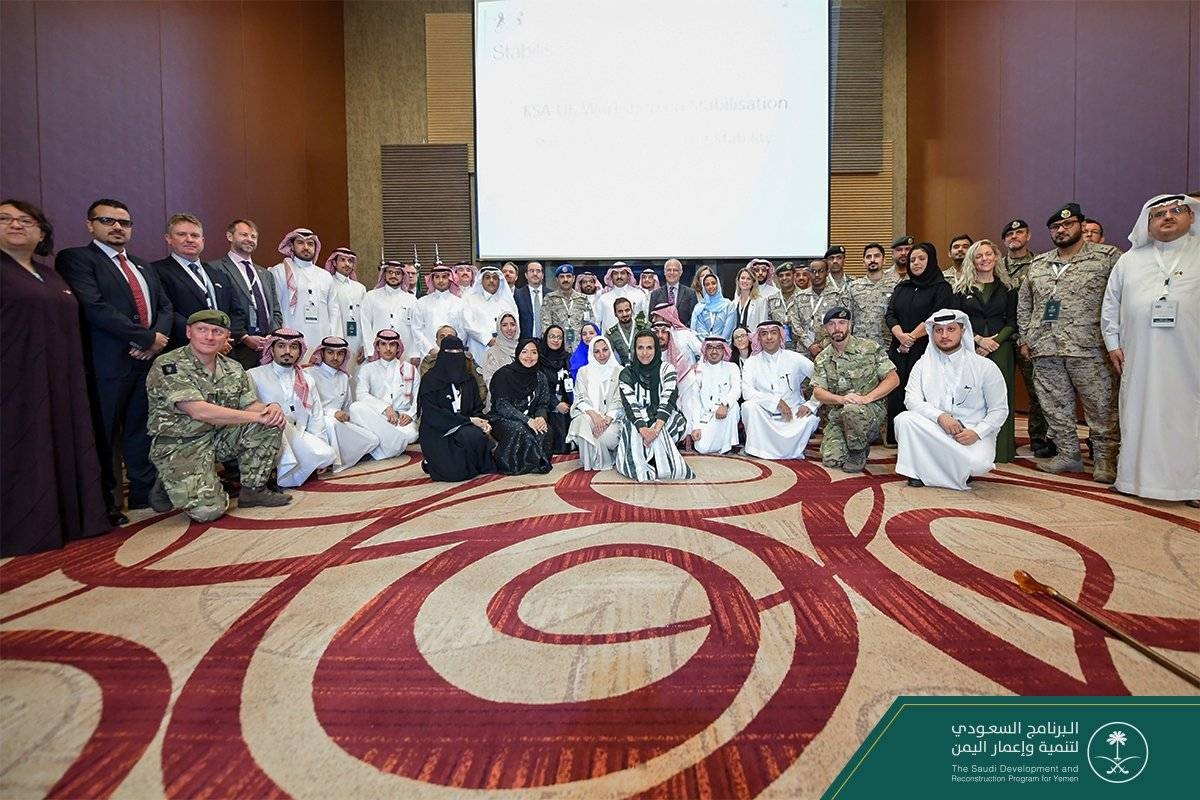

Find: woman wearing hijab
<box><xmin>539</xmin><ymin>324</ymin><xmax>574</xmax><ymax>454</ymax></box>
<box><xmin>567</xmin><ymin>335</ymin><xmax>625</xmax><ymax>470</ymax></box>
<box><xmin>690</xmin><ymin>268</ymin><xmax>737</xmax><ymax>341</ymax></box>
<box><xmin>951</xmin><ymin>240</ymin><xmax>1018</xmax><ymax>462</ymax></box>
<box><xmin>482</xmin><ymin>311</ymin><xmax>520</xmax><ymax>404</ymax></box>
<box><xmin>418</xmin><ymin>335</ymin><xmax>496</xmax><ymax>481</ymax></box>
<box><xmin>884</xmin><ymin>242</ymin><xmax>953</xmax><ymax>445</ymax></box>
<box><xmin>568</xmin><ymin>321</ymin><xmax>601</xmax><ymax>381</ymax></box>
<box><xmin>615</xmin><ymin>330</ymin><xmax>695</xmax><ymax>481</ymax></box>
<box><xmin>489</xmin><ymin>339</ymin><xmax>554</xmax><ymax>474</ymax></box>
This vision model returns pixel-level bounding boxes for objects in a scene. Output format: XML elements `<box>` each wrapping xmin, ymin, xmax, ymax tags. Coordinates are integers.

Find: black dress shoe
<box><xmin>107</xmin><ymin>509</ymin><xmax>129</xmax><ymax>526</ymax></box>
<box><xmin>906</xmin><ymin>477</ymin><xmax>925</xmax><ymax>488</ymax></box>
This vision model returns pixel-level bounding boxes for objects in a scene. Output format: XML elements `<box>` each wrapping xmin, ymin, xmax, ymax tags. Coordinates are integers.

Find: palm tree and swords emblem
<box><xmin>1094</xmin><ymin>730</ymin><xmax>1140</xmax><ymax>775</ymax></box>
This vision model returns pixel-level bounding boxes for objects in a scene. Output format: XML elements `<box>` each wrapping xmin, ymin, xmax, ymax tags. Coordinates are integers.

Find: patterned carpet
<box><xmin>2</xmin><ymin>428</ymin><xmax>1197</xmax><ymax>799</ymax></box>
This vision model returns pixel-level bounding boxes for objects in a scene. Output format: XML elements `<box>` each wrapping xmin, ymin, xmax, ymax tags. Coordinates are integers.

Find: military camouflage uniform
<box><xmin>146</xmin><ymin>347</ymin><xmax>283</xmax><ymax>522</ymax></box>
<box><xmin>768</xmin><ymin>289</ymin><xmax>800</xmax><ymax>345</ymax></box>
<box><xmin>846</xmin><ymin>273</ymin><xmax>898</xmax><ymax>349</ymax></box>
<box><xmin>1016</xmin><ymin>242</ymin><xmax>1122</xmax><ymax>470</ymax></box>
<box><xmin>542</xmin><ymin>290</ymin><xmax>595</xmax><ymax>351</ymax></box>
<box><xmin>606</xmin><ymin>316</ymin><xmax>646</xmax><ymax>365</ymax></box>
<box><xmin>788</xmin><ymin>284</ymin><xmax>855</xmax><ymax>356</ymax></box>
<box><xmin>811</xmin><ymin>336</ymin><xmax>895</xmax><ymax>465</ymax></box>
<box><xmin>1002</xmin><ymin>251</ymin><xmax>1047</xmax><ymax>444</ymax></box>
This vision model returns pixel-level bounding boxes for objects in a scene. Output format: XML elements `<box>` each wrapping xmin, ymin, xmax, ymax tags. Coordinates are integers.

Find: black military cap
<box><xmin>1046</xmin><ymin>203</ymin><xmax>1083</xmax><ymax>227</ymax></box>
<box><xmin>823</xmin><ymin>245</ymin><xmax>846</xmax><ymax>258</ymax></box>
<box><xmin>1001</xmin><ymin>218</ymin><xmax>1029</xmax><ymax>237</ymax></box>
<box><xmin>823</xmin><ymin>306</ymin><xmax>853</xmax><ymax>324</ymax></box>
<box><xmin>891</xmin><ymin>234</ymin><xmax>915</xmax><ymax>248</ymax></box>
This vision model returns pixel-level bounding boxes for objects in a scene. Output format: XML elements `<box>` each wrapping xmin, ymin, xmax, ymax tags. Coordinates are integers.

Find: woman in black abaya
<box><xmin>489</xmin><ymin>339</ymin><xmax>554</xmax><ymax>475</ymax></box>
<box><xmin>417</xmin><ymin>336</ymin><xmax>497</xmax><ymax>481</ymax></box>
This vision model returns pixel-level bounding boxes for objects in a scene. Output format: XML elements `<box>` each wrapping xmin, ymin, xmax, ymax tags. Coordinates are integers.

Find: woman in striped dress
<box><xmin>615</xmin><ymin>330</ymin><xmax>695</xmax><ymax>481</ymax></box>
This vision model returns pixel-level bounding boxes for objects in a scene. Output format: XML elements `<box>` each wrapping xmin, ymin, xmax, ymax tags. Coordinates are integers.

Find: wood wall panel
<box><xmin>426</xmin><ymin>13</ymin><xmax>475</xmax><ymax>170</ymax></box>
<box><xmin>830</xmin><ymin>141</ymin><xmax>894</xmax><ymax>278</ymax></box>
<box><xmin>830</xmin><ymin>3</ymin><xmax>883</xmax><ymax>172</ymax></box>
<box><xmin>0</xmin><ymin>1</ymin><xmax>42</xmax><ymax>207</ymax></box>
<box><xmin>909</xmin><ymin>0</ymin><xmax>1199</xmax><ymax>255</ymax></box>
<box><xmin>381</xmin><ymin>144</ymin><xmax>472</xmax><ymax>273</ymax></box>
<box><xmin>0</xmin><ymin>1</ymin><xmax>347</xmax><ymax>258</ymax></box>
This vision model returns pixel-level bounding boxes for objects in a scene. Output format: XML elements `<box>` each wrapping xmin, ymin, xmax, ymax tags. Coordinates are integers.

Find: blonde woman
<box><xmin>951</xmin><ymin>240</ymin><xmax>1017</xmax><ymax>462</ymax></box>
<box><xmin>733</xmin><ymin>266</ymin><xmax>768</xmax><ymax>331</ymax></box>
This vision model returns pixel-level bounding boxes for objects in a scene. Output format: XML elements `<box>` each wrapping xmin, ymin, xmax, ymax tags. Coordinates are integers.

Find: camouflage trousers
<box><xmin>820</xmin><ymin>401</ymin><xmax>886</xmax><ymax>464</ymax></box>
<box><xmin>150</xmin><ymin>422</ymin><xmax>283</xmax><ymax>522</ymax></box>
<box><xmin>1031</xmin><ymin>355</ymin><xmax>1119</xmax><ymax>466</ymax></box>
<box><xmin>1016</xmin><ymin>354</ymin><xmax>1048</xmax><ymax>442</ymax></box>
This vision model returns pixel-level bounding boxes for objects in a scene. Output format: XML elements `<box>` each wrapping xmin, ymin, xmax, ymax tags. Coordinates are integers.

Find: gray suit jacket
<box><xmin>208</xmin><ymin>254</ymin><xmax>283</xmax><ymax>335</ymax></box>
<box><xmin>650</xmin><ymin>284</ymin><xmax>698</xmax><ymax>327</ymax></box>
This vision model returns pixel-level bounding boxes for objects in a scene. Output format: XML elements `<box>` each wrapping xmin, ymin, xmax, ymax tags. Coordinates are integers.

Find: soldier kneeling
<box><xmin>146</xmin><ymin>309</ymin><xmax>291</xmax><ymax>522</ymax></box>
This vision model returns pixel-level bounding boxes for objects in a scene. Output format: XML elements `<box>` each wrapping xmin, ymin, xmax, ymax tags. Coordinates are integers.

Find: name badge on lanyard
<box><xmin>1042</xmin><ymin>299</ymin><xmax>1061</xmax><ymax>322</ymax></box>
<box><xmin>1151</xmin><ymin>299</ymin><xmax>1177</xmax><ymax>328</ymax></box>
<box><xmin>304</xmin><ymin>290</ymin><xmax>319</xmax><ymax>325</ymax></box>
<box><xmin>345</xmin><ymin>304</ymin><xmax>357</xmax><ymax>337</ymax></box>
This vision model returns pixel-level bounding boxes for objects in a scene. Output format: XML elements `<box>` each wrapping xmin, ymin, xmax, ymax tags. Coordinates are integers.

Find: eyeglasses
<box><xmin>0</xmin><ymin>214</ymin><xmax>38</xmax><ymax>228</ymax></box>
<box><xmin>90</xmin><ymin>216</ymin><xmax>134</xmax><ymax>228</ymax></box>
<box><xmin>1048</xmin><ymin>219</ymin><xmax>1079</xmax><ymax>232</ymax></box>
<box><xmin>1149</xmin><ymin>205</ymin><xmax>1191</xmax><ymax>221</ymax></box>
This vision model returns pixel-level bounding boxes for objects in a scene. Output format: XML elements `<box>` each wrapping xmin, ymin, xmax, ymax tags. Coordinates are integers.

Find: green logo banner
<box><xmin>824</xmin><ymin>696</ymin><xmax>1199</xmax><ymax>798</ymax></box>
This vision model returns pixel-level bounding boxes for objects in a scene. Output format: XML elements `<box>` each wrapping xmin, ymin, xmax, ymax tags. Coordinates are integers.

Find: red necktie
<box><xmin>117</xmin><ymin>252</ymin><xmax>151</xmax><ymax>328</ymax></box>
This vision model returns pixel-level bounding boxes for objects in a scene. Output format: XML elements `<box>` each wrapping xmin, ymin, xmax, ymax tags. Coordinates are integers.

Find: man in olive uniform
<box><xmin>811</xmin><ymin>307</ymin><xmax>900</xmax><ymax>472</ymax></box>
<box><xmin>846</xmin><ymin>242</ymin><xmax>897</xmax><ymax>350</ymax></box>
<box><xmin>1017</xmin><ymin>203</ymin><xmax>1122</xmax><ymax>481</ymax></box>
<box><xmin>543</xmin><ymin>264</ymin><xmax>595</xmax><ymax>350</ymax></box>
<box><xmin>1001</xmin><ymin>218</ymin><xmax>1052</xmax><ymax>456</ymax></box>
<box><xmin>789</xmin><ymin>258</ymin><xmax>855</xmax><ymax>359</ymax></box>
<box><xmin>146</xmin><ymin>309</ymin><xmax>291</xmax><ymax>521</ymax></box>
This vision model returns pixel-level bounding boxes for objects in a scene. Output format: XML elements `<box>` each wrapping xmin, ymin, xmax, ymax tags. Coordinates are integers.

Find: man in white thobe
<box><xmin>246</xmin><ymin>328</ymin><xmax>337</xmax><ymax>487</ymax></box>
<box><xmin>361</xmin><ymin>259</ymin><xmax>422</xmax><ymax>366</ymax></box>
<box><xmin>349</xmin><ymin>330</ymin><xmax>421</xmax><ymax>459</ymax></box>
<box><xmin>688</xmin><ymin>337</ymin><xmax>742</xmax><ymax>455</ymax></box>
<box><xmin>895</xmin><ymin>309</ymin><xmax>1008</xmax><ymax>490</ymax></box>
<box><xmin>741</xmin><ymin>321</ymin><xmax>819</xmax><ymax>459</ymax></box>
<box><xmin>1102</xmin><ymin>193</ymin><xmax>1200</xmax><ymax>506</ymax></box>
<box><xmin>305</xmin><ymin>336</ymin><xmax>379</xmax><ymax>473</ymax></box>
<box><xmin>749</xmin><ymin>258</ymin><xmax>781</xmax><ymax>300</ymax></box>
<box><xmin>269</xmin><ymin>228</ymin><xmax>342</xmax><ymax>351</ymax></box>
<box><xmin>463</xmin><ymin>265</ymin><xmax>517</xmax><ymax>364</ymax></box>
<box><xmin>415</xmin><ymin>264</ymin><xmax>467</xmax><ymax>356</ymax></box>
<box><xmin>324</xmin><ymin>247</ymin><xmax>367</xmax><ymax>375</ymax></box>
<box><xmin>596</xmin><ymin>262</ymin><xmax>649</xmax><ymax>333</ymax></box>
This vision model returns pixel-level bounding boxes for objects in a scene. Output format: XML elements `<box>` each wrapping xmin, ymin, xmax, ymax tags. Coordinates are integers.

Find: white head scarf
<box><xmin>582</xmin><ymin>335</ymin><xmax>622</xmax><ymax>407</ymax></box>
<box><xmin>469</xmin><ymin>264</ymin><xmax>515</xmax><ymax>305</ymax></box>
<box><xmin>1127</xmin><ymin>194</ymin><xmax>1200</xmax><ymax>250</ymax></box>
<box><xmin>916</xmin><ymin>308</ymin><xmax>981</xmax><ymax>413</ymax></box>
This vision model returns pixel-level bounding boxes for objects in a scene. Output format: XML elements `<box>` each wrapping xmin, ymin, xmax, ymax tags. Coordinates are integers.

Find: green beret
<box><xmin>891</xmin><ymin>234</ymin><xmax>914</xmax><ymax>248</ymax></box>
<box><xmin>187</xmin><ymin>309</ymin><xmax>231</xmax><ymax>329</ymax></box>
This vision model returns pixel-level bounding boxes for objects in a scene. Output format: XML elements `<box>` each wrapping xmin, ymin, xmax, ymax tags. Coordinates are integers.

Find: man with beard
<box><xmin>543</xmin><ymin>263</ymin><xmax>593</xmax><ymax>350</ymax></box>
<box><xmin>349</xmin><ymin>329</ymin><xmax>422</xmax><ymax>459</ymax></box>
<box><xmin>463</xmin><ymin>264</ymin><xmax>518</xmax><ymax>363</ymax></box>
<box><xmin>596</xmin><ymin>262</ymin><xmax>649</xmax><ymax>332</ymax></box>
<box><xmin>606</xmin><ymin>296</ymin><xmax>640</xmax><ymax>365</ymax></box>
<box><xmin>790</xmin><ymin>258</ymin><xmax>854</xmax><ymax>359</ymax></box>
<box><xmin>247</xmin><ymin>328</ymin><xmax>336</xmax><ymax>486</ymax></box>
<box><xmin>415</xmin><ymin>263</ymin><xmax>467</xmax><ymax>355</ymax></box>
<box><xmin>887</xmin><ymin>234</ymin><xmax>914</xmax><ymax>279</ymax></box>
<box><xmin>945</xmin><ymin>234</ymin><xmax>974</xmax><ymax>280</ymax></box>
<box><xmin>209</xmin><ymin>219</ymin><xmax>282</xmax><ymax>370</ymax></box>
<box><xmin>687</xmin><ymin>336</ymin><xmax>742</xmax><ymax>455</ymax></box>
<box><xmin>748</xmin><ymin>258</ymin><xmax>780</xmax><ymax>299</ymax></box>
<box><xmin>304</xmin><ymin>336</ymin><xmax>378</xmax><ymax>472</ymax></box>
<box><xmin>741</xmin><ymin>321</ymin><xmax>819</xmax><ymax>460</ymax></box>
<box><xmin>575</xmin><ymin>270</ymin><xmax>603</xmax><ymax>322</ymax></box>
<box><xmin>1000</xmin><ymin>217</ymin><xmax>1051</xmax><ymax>456</ymax></box>
<box><xmin>824</xmin><ymin>246</ymin><xmax>849</xmax><ymax>290</ymax></box>
<box><xmin>1017</xmin><ymin>203</ymin><xmax>1121</xmax><ymax>481</ymax></box>
<box><xmin>649</xmin><ymin>258</ymin><xmax>698</xmax><ymax>326</ymax></box>
<box><xmin>270</xmin><ymin>228</ymin><xmax>341</xmax><ymax>350</ymax></box>
<box><xmin>501</xmin><ymin>262</ymin><xmax>519</xmax><ymax>290</ymax></box>
<box><xmin>323</xmin><ymin>247</ymin><xmax>367</xmax><ymax>374</ymax></box>
<box><xmin>847</xmin><ymin>242</ymin><xmax>897</xmax><ymax>349</ymax></box>
<box><xmin>361</xmin><ymin>260</ymin><xmax>422</xmax><ymax>365</ymax></box>
<box><xmin>895</xmin><ymin>309</ymin><xmax>1008</xmax><ymax>489</ymax></box>
<box><xmin>811</xmin><ymin>307</ymin><xmax>899</xmax><ymax>472</ymax></box>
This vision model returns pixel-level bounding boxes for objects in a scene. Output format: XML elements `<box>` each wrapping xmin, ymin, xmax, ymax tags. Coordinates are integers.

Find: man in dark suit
<box><xmin>649</xmin><ymin>258</ymin><xmax>698</xmax><ymax>328</ymax></box>
<box><xmin>57</xmin><ymin>198</ymin><xmax>173</xmax><ymax>524</ymax></box>
<box><xmin>512</xmin><ymin>261</ymin><xmax>546</xmax><ymax>339</ymax></box>
<box><xmin>207</xmin><ymin>218</ymin><xmax>283</xmax><ymax>370</ymax></box>
<box><xmin>152</xmin><ymin>213</ymin><xmax>245</xmax><ymax>353</ymax></box>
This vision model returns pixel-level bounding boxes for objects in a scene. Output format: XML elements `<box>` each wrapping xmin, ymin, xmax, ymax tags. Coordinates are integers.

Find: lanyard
<box><xmin>1152</xmin><ymin>246</ymin><xmax>1187</xmax><ymax>300</ymax></box>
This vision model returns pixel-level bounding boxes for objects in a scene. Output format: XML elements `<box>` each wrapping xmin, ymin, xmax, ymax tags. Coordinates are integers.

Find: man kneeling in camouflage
<box><xmin>810</xmin><ymin>307</ymin><xmax>900</xmax><ymax>472</ymax></box>
<box><xmin>146</xmin><ymin>309</ymin><xmax>291</xmax><ymax>521</ymax></box>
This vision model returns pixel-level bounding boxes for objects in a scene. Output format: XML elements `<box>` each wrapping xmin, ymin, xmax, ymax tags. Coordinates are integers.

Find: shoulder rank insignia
<box><xmin>162</xmin><ymin>363</ymin><xmax>178</xmax><ymax>375</ymax></box>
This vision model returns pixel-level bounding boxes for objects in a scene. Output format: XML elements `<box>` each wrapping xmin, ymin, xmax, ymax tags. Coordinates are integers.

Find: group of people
<box><xmin>2</xmin><ymin>191</ymin><xmax>1196</xmax><ymax>557</ymax></box>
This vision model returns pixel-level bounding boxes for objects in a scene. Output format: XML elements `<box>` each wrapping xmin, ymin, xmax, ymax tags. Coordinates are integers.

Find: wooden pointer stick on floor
<box><xmin>1014</xmin><ymin>570</ymin><xmax>1200</xmax><ymax>689</ymax></box>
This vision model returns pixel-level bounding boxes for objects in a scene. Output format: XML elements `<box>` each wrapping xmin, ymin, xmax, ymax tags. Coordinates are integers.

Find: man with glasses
<box><xmin>1101</xmin><ymin>194</ymin><xmax>1200</xmax><ymax>507</ymax></box>
<box><xmin>1017</xmin><ymin>203</ymin><xmax>1122</xmax><ymax>481</ymax></box>
<box><xmin>57</xmin><ymin>198</ymin><xmax>174</xmax><ymax>525</ymax></box>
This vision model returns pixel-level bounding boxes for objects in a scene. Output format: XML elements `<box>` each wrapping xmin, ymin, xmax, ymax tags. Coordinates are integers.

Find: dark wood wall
<box><xmin>907</xmin><ymin>0</ymin><xmax>1200</xmax><ymax>253</ymax></box>
<box><xmin>0</xmin><ymin>0</ymin><xmax>348</xmax><ymax>260</ymax></box>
